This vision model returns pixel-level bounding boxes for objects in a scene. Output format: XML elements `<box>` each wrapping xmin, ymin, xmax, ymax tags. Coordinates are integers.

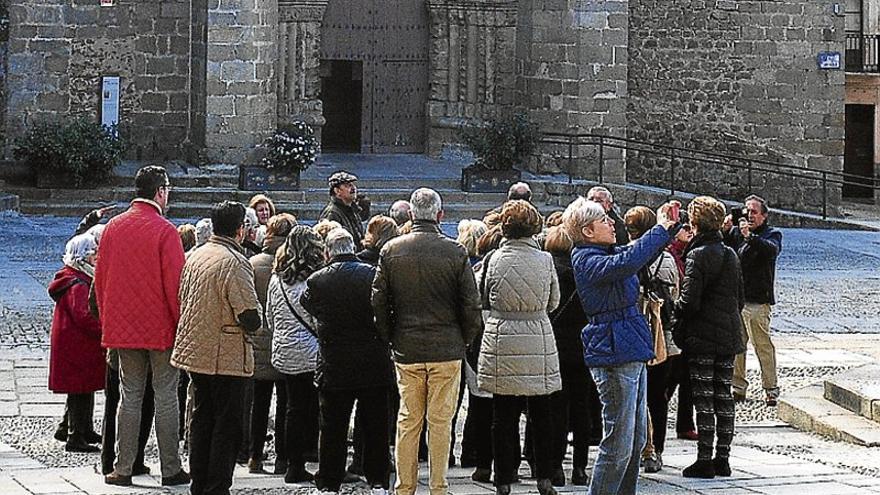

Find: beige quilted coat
<box><xmin>477</xmin><ymin>237</ymin><xmax>562</xmax><ymax>396</ymax></box>
<box><xmin>172</xmin><ymin>236</ymin><xmax>260</xmax><ymax>377</ymax></box>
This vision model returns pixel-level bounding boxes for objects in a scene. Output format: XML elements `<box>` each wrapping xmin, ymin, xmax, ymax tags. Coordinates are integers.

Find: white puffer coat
<box><xmin>477</xmin><ymin>237</ymin><xmax>562</xmax><ymax>396</ymax></box>
<box><xmin>268</xmin><ymin>274</ymin><xmax>319</xmax><ymax>375</ymax></box>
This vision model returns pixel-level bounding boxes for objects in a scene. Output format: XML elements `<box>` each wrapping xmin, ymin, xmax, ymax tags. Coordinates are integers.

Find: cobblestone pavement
<box><xmin>0</xmin><ymin>213</ymin><xmax>879</xmax><ymax>493</ymax></box>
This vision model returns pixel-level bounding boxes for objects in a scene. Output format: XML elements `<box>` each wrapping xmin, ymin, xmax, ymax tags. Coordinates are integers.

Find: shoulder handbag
<box><xmin>467</xmin><ymin>250</ymin><xmax>496</xmax><ymax>370</ymax></box>
<box><xmin>279</xmin><ymin>280</ymin><xmax>316</xmax><ymax>337</ymax></box>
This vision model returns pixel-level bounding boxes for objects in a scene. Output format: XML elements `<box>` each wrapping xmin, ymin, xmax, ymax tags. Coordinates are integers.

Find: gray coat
<box><xmin>268</xmin><ymin>275</ymin><xmax>319</xmax><ymax>375</ymax></box>
<box><xmin>249</xmin><ymin>237</ymin><xmax>285</xmax><ymax>381</ymax></box>
<box><xmin>477</xmin><ymin>237</ymin><xmax>562</xmax><ymax>396</ymax></box>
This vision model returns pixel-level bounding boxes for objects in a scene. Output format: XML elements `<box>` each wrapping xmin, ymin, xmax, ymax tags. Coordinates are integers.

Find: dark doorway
<box><xmin>320</xmin><ymin>60</ymin><xmax>363</xmax><ymax>152</ymax></box>
<box><xmin>844</xmin><ymin>104</ymin><xmax>875</xmax><ymax>199</ymax></box>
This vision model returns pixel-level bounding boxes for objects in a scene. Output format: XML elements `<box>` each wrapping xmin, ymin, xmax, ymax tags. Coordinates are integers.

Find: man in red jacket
<box><xmin>95</xmin><ymin>165</ymin><xmax>189</xmax><ymax>487</ymax></box>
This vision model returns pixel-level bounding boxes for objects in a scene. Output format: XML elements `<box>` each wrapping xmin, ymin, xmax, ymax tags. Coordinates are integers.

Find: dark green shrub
<box><xmin>457</xmin><ymin>112</ymin><xmax>540</xmax><ymax>171</ymax></box>
<box><xmin>14</xmin><ymin>118</ymin><xmax>124</xmax><ymax>187</ymax></box>
<box><xmin>260</xmin><ymin>121</ymin><xmax>318</xmax><ymax>172</ymax></box>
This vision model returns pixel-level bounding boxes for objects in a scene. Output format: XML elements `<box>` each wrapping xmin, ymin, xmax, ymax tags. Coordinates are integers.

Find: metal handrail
<box><xmin>540</xmin><ymin>132</ymin><xmax>879</xmax><ymax>220</ymax></box>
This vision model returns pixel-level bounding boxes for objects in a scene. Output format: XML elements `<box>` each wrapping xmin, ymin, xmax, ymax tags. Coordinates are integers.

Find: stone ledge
<box><xmin>778</xmin><ymin>383</ymin><xmax>880</xmax><ymax>447</ymax></box>
<box><xmin>824</xmin><ymin>364</ymin><xmax>880</xmax><ymax>424</ymax></box>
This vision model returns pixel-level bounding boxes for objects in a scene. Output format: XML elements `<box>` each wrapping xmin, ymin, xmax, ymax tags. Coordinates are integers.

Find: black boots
<box><xmin>536</xmin><ymin>478</ymin><xmax>558</xmax><ymax>495</ymax></box>
<box><xmin>571</xmin><ymin>466</ymin><xmax>589</xmax><ymax>486</ymax></box>
<box><xmin>65</xmin><ymin>393</ymin><xmax>100</xmax><ymax>453</ymax></box>
<box><xmin>713</xmin><ymin>457</ymin><xmax>732</xmax><ymax>477</ymax></box>
<box><xmin>682</xmin><ymin>459</ymin><xmax>715</xmax><ymax>478</ymax></box>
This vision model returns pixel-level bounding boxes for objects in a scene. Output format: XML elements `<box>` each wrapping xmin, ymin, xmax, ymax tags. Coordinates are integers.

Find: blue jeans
<box><xmin>588</xmin><ymin>362</ymin><xmax>647</xmax><ymax>495</ymax></box>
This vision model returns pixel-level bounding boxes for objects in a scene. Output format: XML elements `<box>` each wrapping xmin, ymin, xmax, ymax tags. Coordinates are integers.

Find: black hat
<box><xmin>328</xmin><ymin>171</ymin><xmax>358</xmax><ymax>192</ymax></box>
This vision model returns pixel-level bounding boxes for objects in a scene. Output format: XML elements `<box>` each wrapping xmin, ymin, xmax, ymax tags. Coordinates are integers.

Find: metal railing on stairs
<box><xmin>540</xmin><ymin>132</ymin><xmax>880</xmax><ymax>220</ymax></box>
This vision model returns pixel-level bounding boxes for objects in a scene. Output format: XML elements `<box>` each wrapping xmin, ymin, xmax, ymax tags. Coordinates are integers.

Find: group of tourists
<box><xmin>47</xmin><ymin>164</ymin><xmax>782</xmax><ymax>495</ymax></box>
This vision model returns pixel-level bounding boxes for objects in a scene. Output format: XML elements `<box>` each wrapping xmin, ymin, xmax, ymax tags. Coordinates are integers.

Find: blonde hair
<box><xmin>363</xmin><ymin>215</ymin><xmax>399</xmax><ymax>250</ymax></box>
<box><xmin>623</xmin><ymin>206</ymin><xmax>656</xmax><ymax>241</ymax></box>
<box><xmin>456</xmin><ymin>219</ymin><xmax>489</xmax><ymax>258</ymax></box>
<box><xmin>265</xmin><ymin>213</ymin><xmax>297</xmax><ymax>239</ymax></box>
<box><xmin>688</xmin><ymin>196</ymin><xmax>726</xmax><ymax>233</ymax></box>
<box><xmin>177</xmin><ymin>224</ymin><xmax>197</xmax><ymax>252</ymax></box>
<box><xmin>543</xmin><ymin>225</ymin><xmax>573</xmax><ymax>255</ymax></box>
<box><xmin>248</xmin><ymin>194</ymin><xmax>276</xmax><ymax>217</ymax></box>
<box><xmin>313</xmin><ymin>219</ymin><xmax>343</xmax><ymax>240</ymax></box>
<box><xmin>500</xmin><ymin>200</ymin><xmax>543</xmax><ymax>239</ymax></box>
<box><xmin>562</xmin><ymin>197</ymin><xmax>606</xmax><ymax>244</ymax></box>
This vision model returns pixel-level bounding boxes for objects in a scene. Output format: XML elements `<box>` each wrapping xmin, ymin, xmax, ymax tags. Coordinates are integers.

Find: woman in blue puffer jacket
<box><xmin>562</xmin><ymin>197</ymin><xmax>680</xmax><ymax>495</ymax></box>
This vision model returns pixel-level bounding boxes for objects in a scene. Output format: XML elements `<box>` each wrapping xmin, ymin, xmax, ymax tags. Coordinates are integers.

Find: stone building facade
<box><xmin>0</xmin><ymin>0</ymin><xmax>851</xmax><ymax>212</ymax></box>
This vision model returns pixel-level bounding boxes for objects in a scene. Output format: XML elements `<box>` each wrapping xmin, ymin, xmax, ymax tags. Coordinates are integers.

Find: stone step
<box><xmin>3</xmin><ymin>185</ymin><xmax>507</xmax><ymax>205</ymax></box>
<box><xmin>21</xmin><ymin>200</ymin><xmax>562</xmax><ymax>222</ymax></box>
<box><xmin>823</xmin><ymin>364</ymin><xmax>880</xmax><ymax>425</ymax></box>
<box><xmin>778</xmin><ymin>383</ymin><xmax>880</xmax><ymax>447</ymax></box>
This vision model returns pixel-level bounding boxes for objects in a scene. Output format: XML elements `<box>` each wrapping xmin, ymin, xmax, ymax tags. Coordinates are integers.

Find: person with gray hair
<box><xmin>49</xmin><ymin>232</ymin><xmax>104</xmax><ymax>453</ymax></box>
<box><xmin>389</xmin><ymin>200</ymin><xmax>412</xmax><ymax>226</ymax></box>
<box><xmin>300</xmin><ymin>226</ymin><xmax>394</xmax><ymax>495</ymax></box>
<box><xmin>372</xmin><ymin>187</ymin><xmax>482</xmax><ymax>495</ymax></box>
<box><xmin>586</xmin><ymin>186</ymin><xmax>629</xmax><ymax>246</ymax></box>
<box><xmin>195</xmin><ymin>218</ymin><xmax>213</xmax><ymax>249</ymax></box>
<box><xmin>563</xmin><ymin>196</ymin><xmax>682</xmax><ymax>495</ymax></box>
<box><xmin>508</xmin><ymin>182</ymin><xmax>532</xmax><ymax>202</ymax></box>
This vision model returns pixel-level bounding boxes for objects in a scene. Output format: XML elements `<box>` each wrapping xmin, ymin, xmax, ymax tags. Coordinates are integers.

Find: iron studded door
<box><xmin>320</xmin><ymin>0</ymin><xmax>428</xmax><ymax>153</ymax></box>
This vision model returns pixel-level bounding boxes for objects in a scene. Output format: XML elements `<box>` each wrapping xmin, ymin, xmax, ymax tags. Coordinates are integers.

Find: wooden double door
<box><xmin>320</xmin><ymin>0</ymin><xmax>428</xmax><ymax>153</ymax></box>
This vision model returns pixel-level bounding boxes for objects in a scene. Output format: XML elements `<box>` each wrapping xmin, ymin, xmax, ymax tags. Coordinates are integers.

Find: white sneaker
<box><xmin>371</xmin><ymin>487</ymin><xmax>389</xmax><ymax>495</ymax></box>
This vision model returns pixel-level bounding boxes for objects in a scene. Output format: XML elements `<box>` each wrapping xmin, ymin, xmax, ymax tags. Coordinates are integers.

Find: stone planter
<box><xmin>239</xmin><ymin>166</ymin><xmax>301</xmax><ymax>191</ymax></box>
<box><xmin>461</xmin><ymin>164</ymin><xmax>522</xmax><ymax>193</ymax></box>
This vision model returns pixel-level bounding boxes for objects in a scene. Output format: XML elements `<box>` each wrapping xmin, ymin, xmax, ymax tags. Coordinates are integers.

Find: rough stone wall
<box><xmin>0</xmin><ymin>3</ymin><xmax>8</xmax><ymax>150</ymax></box>
<box><xmin>5</xmin><ymin>0</ymin><xmax>199</xmax><ymax>160</ymax></box>
<box><xmin>204</xmin><ymin>0</ymin><xmax>277</xmax><ymax>164</ymax></box>
<box><xmin>516</xmin><ymin>0</ymin><xmax>628</xmax><ymax>181</ymax></box>
<box><xmin>425</xmin><ymin>0</ymin><xmax>519</xmax><ymax>155</ymax></box>
<box><xmin>628</xmin><ymin>0</ymin><xmax>846</xmax><ymax>214</ymax></box>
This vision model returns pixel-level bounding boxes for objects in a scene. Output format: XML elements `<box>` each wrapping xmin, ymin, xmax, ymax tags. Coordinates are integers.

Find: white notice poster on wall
<box><xmin>101</xmin><ymin>76</ymin><xmax>120</xmax><ymax>133</ymax></box>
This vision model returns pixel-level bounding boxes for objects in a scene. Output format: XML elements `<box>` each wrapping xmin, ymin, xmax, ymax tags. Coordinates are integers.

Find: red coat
<box><xmin>95</xmin><ymin>200</ymin><xmax>185</xmax><ymax>350</ymax></box>
<box><xmin>48</xmin><ymin>266</ymin><xmax>105</xmax><ymax>394</ymax></box>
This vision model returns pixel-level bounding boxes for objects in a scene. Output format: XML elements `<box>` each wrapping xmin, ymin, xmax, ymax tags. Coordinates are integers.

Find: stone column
<box><xmin>276</xmin><ymin>0</ymin><xmax>328</xmax><ymax>141</ymax></box>
<box><xmin>205</xmin><ymin>0</ymin><xmax>277</xmax><ymax>164</ymax></box>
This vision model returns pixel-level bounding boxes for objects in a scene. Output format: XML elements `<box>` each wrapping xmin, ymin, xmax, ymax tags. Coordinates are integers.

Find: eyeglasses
<box><xmin>681</xmin><ymin>224</ymin><xmax>693</xmax><ymax>232</ymax></box>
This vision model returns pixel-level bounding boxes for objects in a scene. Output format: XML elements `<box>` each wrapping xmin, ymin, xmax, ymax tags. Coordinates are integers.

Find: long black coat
<box><xmin>549</xmin><ymin>253</ymin><xmax>588</xmax><ymax>369</ymax></box>
<box><xmin>675</xmin><ymin>231</ymin><xmax>746</xmax><ymax>356</ymax></box>
<box><xmin>300</xmin><ymin>254</ymin><xmax>394</xmax><ymax>390</ymax></box>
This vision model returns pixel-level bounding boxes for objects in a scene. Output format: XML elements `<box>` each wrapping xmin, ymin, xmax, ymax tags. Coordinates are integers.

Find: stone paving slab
<box><xmin>824</xmin><ymin>364</ymin><xmax>880</xmax><ymax>422</ymax></box>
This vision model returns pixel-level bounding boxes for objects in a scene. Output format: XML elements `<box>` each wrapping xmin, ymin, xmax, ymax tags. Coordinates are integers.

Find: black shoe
<box><xmin>84</xmin><ymin>431</ymin><xmax>102</xmax><ymax>444</ymax></box>
<box><xmin>550</xmin><ymin>468</ymin><xmax>565</xmax><ymax>487</ymax></box>
<box><xmin>162</xmin><ymin>469</ymin><xmax>191</xmax><ymax>486</ymax></box>
<box><xmin>53</xmin><ymin>425</ymin><xmax>67</xmax><ymax>442</ymax></box>
<box><xmin>571</xmin><ymin>466</ymin><xmax>588</xmax><ymax>486</ymax></box>
<box><xmin>495</xmin><ymin>484</ymin><xmax>511</xmax><ymax>495</ymax></box>
<box><xmin>248</xmin><ymin>459</ymin><xmax>269</xmax><ymax>474</ymax></box>
<box><xmin>682</xmin><ymin>459</ymin><xmax>715</xmax><ymax>479</ymax></box>
<box><xmin>284</xmin><ymin>468</ymin><xmax>314</xmax><ymax>483</ymax></box>
<box><xmin>236</xmin><ymin>452</ymin><xmax>249</xmax><ymax>464</ymax></box>
<box><xmin>274</xmin><ymin>459</ymin><xmax>289</xmax><ymax>475</ymax></box>
<box><xmin>713</xmin><ymin>457</ymin><xmax>731</xmax><ymax>477</ymax></box>
<box><xmin>733</xmin><ymin>392</ymin><xmax>746</xmax><ymax>403</ymax></box>
<box><xmin>342</xmin><ymin>470</ymin><xmax>363</xmax><ymax>483</ymax></box>
<box><xmin>448</xmin><ymin>454</ymin><xmax>456</xmax><ymax>467</ymax></box>
<box><xmin>346</xmin><ymin>464</ymin><xmax>365</xmax><ymax>476</ymax></box>
<box><xmin>471</xmin><ymin>468</ymin><xmax>492</xmax><ymax>483</ymax></box>
<box><xmin>104</xmin><ymin>472</ymin><xmax>132</xmax><ymax>486</ymax></box>
<box><xmin>65</xmin><ymin>440</ymin><xmax>100</xmax><ymax>453</ymax></box>
<box><xmin>132</xmin><ymin>464</ymin><xmax>151</xmax><ymax>476</ymax></box>
<box><xmin>537</xmin><ymin>478</ymin><xmax>557</xmax><ymax>495</ymax></box>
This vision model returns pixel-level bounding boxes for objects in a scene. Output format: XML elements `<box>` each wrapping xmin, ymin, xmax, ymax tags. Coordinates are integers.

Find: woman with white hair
<box><xmin>48</xmin><ymin>233</ymin><xmax>105</xmax><ymax>453</ymax></box>
<box><xmin>562</xmin><ymin>197</ymin><xmax>680</xmax><ymax>495</ymax></box>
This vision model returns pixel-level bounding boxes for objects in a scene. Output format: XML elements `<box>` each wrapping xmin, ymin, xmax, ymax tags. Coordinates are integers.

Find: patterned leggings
<box><xmin>688</xmin><ymin>354</ymin><xmax>736</xmax><ymax>461</ymax></box>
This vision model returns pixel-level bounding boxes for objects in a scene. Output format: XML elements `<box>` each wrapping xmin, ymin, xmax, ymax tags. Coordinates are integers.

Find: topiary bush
<box><xmin>13</xmin><ymin>118</ymin><xmax>124</xmax><ymax>187</ymax></box>
<box><xmin>457</xmin><ymin>112</ymin><xmax>540</xmax><ymax>171</ymax></box>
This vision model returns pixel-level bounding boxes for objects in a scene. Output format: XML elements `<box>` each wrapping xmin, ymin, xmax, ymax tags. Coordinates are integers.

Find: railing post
<box><xmin>822</xmin><ymin>171</ymin><xmax>828</xmax><ymax>220</ymax></box>
<box><xmin>568</xmin><ymin>135</ymin><xmax>574</xmax><ymax>185</ymax></box>
<box><xmin>670</xmin><ymin>149</ymin><xmax>676</xmax><ymax>196</ymax></box>
<box><xmin>747</xmin><ymin>160</ymin><xmax>753</xmax><ymax>194</ymax></box>
<box><xmin>598</xmin><ymin>136</ymin><xmax>604</xmax><ymax>183</ymax></box>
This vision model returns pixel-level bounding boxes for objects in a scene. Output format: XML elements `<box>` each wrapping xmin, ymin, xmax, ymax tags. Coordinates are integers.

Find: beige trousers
<box><xmin>733</xmin><ymin>303</ymin><xmax>778</xmax><ymax>395</ymax></box>
<box><xmin>394</xmin><ymin>360</ymin><xmax>462</xmax><ymax>495</ymax></box>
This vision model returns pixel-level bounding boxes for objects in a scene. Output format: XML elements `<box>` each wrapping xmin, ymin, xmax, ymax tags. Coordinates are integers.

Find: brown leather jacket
<box><xmin>371</xmin><ymin>220</ymin><xmax>482</xmax><ymax>364</ymax></box>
